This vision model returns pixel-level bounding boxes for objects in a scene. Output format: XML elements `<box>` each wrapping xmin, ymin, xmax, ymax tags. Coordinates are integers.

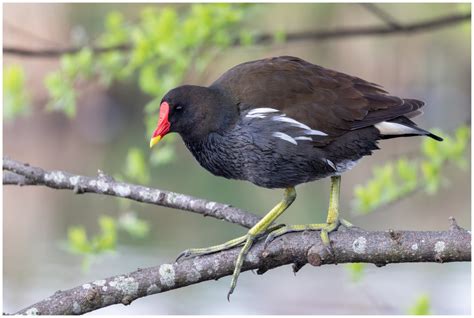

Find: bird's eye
<box><xmin>175</xmin><ymin>105</ymin><xmax>183</xmax><ymax>111</ymax></box>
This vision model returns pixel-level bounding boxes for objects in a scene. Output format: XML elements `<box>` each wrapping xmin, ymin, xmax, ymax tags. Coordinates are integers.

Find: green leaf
<box><xmin>353</xmin><ymin>127</ymin><xmax>469</xmax><ymax>214</ymax></box>
<box><xmin>44</xmin><ymin>71</ymin><xmax>76</xmax><ymax>117</ymax></box>
<box><xmin>150</xmin><ymin>143</ymin><xmax>176</xmax><ymax>166</ymax></box>
<box><xmin>3</xmin><ymin>64</ymin><xmax>30</xmax><ymax>120</ymax></box>
<box><xmin>100</xmin><ymin>11</ymin><xmax>129</xmax><ymax>47</ymax></box>
<box><xmin>60</xmin><ymin>48</ymin><xmax>93</xmax><ymax>78</ymax></box>
<box><xmin>105</xmin><ymin>11</ymin><xmax>125</xmax><ymax>30</ymax></box>
<box><xmin>124</xmin><ymin>148</ymin><xmax>150</xmax><ymax>184</ymax></box>
<box><xmin>92</xmin><ymin>215</ymin><xmax>117</xmax><ymax>252</ymax></box>
<box><xmin>408</xmin><ymin>294</ymin><xmax>431</xmax><ymax>315</ymax></box>
<box><xmin>118</xmin><ymin>212</ymin><xmax>150</xmax><ymax>238</ymax></box>
<box><xmin>239</xmin><ymin>31</ymin><xmax>255</xmax><ymax>46</ymax></box>
<box><xmin>421</xmin><ymin>160</ymin><xmax>441</xmax><ymax>194</ymax></box>
<box><xmin>273</xmin><ymin>30</ymin><xmax>286</xmax><ymax>44</ymax></box>
<box><xmin>67</xmin><ymin>226</ymin><xmax>92</xmax><ymax>254</ymax></box>
<box><xmin>139</xmin><ymin>63</ymin><xmax>161</xmax><ymax>96</ymax></box>
<box><xmin>345</xmin><ymin>263</ymin><xmax>365</xmax><ymax>282</ymax></box>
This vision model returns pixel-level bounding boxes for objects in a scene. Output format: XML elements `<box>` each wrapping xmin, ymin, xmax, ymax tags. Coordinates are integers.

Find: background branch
<box><xmin>3</xmin><ymin>157</ymin><xmax>261</xmax><ymax>229</ymax></box>
<box><xmin>14</xmin><ymin>223</ymin><xmax>471</xmax><ymax>315</ymax></box>
<box><xmin>3</xmin><ymin>13</ymin><xmax>470</xmax><ymax>58</ymax></box>
<box><xmin>359</xmin><ymin>3</ymin><xmax>403</xmax><ymax>30</ymax></box>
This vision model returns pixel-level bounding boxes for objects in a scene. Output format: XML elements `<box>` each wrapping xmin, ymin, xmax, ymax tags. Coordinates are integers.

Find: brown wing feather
<box><xmin>211</xmin><ymin>56</ymin><xmax>424</xmax><ymax>143</ymax></box>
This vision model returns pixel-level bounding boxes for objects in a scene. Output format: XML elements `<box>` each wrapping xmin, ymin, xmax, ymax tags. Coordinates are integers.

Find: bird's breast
<box><xmin>182</xmin><ymin>125</ymin><xmax>336</xmax><ymax>189</ymax></box>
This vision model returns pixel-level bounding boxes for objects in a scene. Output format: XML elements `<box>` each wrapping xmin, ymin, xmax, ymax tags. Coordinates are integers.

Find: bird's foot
<box><xmin>175</xmin><ymin>224</ymin><xmax>285</xmax><ymax>300</ymax></box>
<box><xmin>263</xmin><ymin>219</ymin><xmax>353</xmax><ymax>254</ymax></box>
<box><xmin>175</xmin><ymin>224</ymin><xmax>285</xmax><ymax>262</ymax></box>
<box><xmin>176</xmin><ymin>234</ymin><xmax>248</xmax><ymax>262</ymax></box>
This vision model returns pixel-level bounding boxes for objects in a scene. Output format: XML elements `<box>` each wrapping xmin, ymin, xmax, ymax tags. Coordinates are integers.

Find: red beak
<box><xmin>150</xmin><ymin>102</ymin><xmax>171</xmax><ymax>148</ymax></box>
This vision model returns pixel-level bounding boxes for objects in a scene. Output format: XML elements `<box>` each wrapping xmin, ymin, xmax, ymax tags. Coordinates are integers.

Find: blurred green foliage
<box><xmin>408</xmin><ymin>294</ymin><xmax>432</xmax><ymax>315</ymax></box>
<box><xmin>3</xmin><ymin>64</ymin><xmax>30</xmax><ymax>120</ymax></box>
<box><xmin>44</xmin><ymin>4</ymin><xmax>248</xmax><ymax>131</ymax></box>
<box><xmin>118</xmin><ymin>212</ymin><xmax>150</xmax><ymax>238</ymax></box>
<box><xmin>53</xmin><ymin>4</ymin><xmax>251</xmax><ymax>265</ymax></box>
<box><xmin>353</xmin><ymin>126</ymin><xmax>470</xmax><ymax>214</ymax></box>
<box><xmin>345</xmin><ymin>263</ymin><xmax>365</xmax><ymax>282</ymax></box>
<box><xmin>41</xmin><ymin>4</ymin><xmax>253</xmax><ymax>187</ymax></box>
<box><xmin>123</xmin><ymin>147</ymin><xmax>150</xmax><ymax>184</ymax></box>
<box><xmin>347</xmin><ymin>126</ymin><xmax>469</xmax><ymax>283</ymax></box>
<box><xmin>66</xmin><ymin>213</ymin><xmax>149</xmax><ymax>270</ymax></box>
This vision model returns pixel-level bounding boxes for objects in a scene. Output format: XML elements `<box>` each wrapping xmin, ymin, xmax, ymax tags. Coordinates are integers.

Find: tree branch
<box><xmin>3</xmin><ymin>170</ymin><xmax>35</xmax><ymax>185</ymax></box>
<box><xmin>3</xmin><ymin>44</ymin><xmax>131</xmax><ymax>58</ymax></box>
<box><xmin>4</xmin><ymin>158</ymin><xmax>471</xmax><ymax>314</ymax></box>
<box><xmin>14</xmin><ymin>223</ymin><xmax>471</xmax><ymax>315</ymax></box>
<box><xmin>359</xmin><ymin>3</ymin><xmax>403</xmax><ymax>30</ymax></box>
<box><xmin>3</xmin><ymin>157</ymin><xmax>261</xmax><ymax>229</ymax></box>
<box><xmin>3</xmin><ymin>13</ymin><xmax>470</xmax><ymax>58</ymax></box>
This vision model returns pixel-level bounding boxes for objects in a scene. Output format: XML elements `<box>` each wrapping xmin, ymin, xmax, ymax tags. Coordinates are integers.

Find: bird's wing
<box><xmin>211</xmin><ymin>56</ymin><xmax>424</xmax><ymax>145</ymax></box>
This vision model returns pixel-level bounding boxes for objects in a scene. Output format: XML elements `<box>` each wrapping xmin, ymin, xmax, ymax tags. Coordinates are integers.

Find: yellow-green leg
<box><xmin>176</xmin><ymin>187</ymin><xmax>296</xmax><ymax>299</ymax></box>
<box><xmin>264</xmin><ymin>176</ymin><xmax>352</xmax><ymax>251</ymax></box>
<box><xmin>175</xmin><ymin>223</ymin><xmax>285</xmax><ymax>261</ymax></box>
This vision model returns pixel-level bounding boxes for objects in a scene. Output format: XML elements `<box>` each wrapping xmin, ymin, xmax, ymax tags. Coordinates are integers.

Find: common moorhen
<box><xmin>149</xmin><ymin>56</ymin><xmax>442</xmax><ymax>298</ymax></box>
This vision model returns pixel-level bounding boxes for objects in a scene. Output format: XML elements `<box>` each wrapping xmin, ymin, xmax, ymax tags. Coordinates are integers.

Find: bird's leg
<box><xmin>175</xmin><ymin>187</ymin><xmax>296</xmax><ymax>299</ymax></box>
<box><xmin>264</xmin><ymin>176</ymin><xmax>352</xmax><ymax>252</ymax></box>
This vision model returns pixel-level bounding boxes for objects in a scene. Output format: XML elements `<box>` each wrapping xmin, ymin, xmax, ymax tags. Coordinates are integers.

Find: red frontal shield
<box><xmin>149</xmin><ymin>102</ymin><xmax>170</xmax><ymax>148</ymax></box>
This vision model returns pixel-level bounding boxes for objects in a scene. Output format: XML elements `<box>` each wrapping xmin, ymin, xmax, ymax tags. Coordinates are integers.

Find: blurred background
<box><xmin>3</xmin><ymin>3</ymin><xmax>471</xmax><ymax>315</ymax></box>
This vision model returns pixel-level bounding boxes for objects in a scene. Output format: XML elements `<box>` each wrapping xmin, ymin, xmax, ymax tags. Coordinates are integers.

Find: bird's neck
<box><xmin>179</xmin><ymin>86</ymin><xmax>239</xmax><ymax>142</ymax></box>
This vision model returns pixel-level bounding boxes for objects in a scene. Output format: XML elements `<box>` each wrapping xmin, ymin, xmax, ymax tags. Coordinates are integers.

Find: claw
<box><xmin>340</xmin><ymin>218</ymin><xmax>354</xmax><ymax>228</ymax></box>
<box><xmin>263</xmin><ymin>234</ymin><xmax>275</xmax><ymax>250</ymax></box>
<box><xmin>324</xmin><ymin>245</ymin><xmax>335</xmax><ymax>258</ymax></box>
<box><xmin>175</xmin><ymin>250</ymin><xmax>190</xmax><ymax>262</ymax></box>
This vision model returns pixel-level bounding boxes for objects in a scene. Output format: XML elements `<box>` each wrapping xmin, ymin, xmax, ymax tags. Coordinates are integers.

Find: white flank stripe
<box><xmin>246</xmin><ymin>108</ymin><xmax>279</xmax><ymax>118</ymax></box>
<box><xmin>326</xmin><ymin>159</ymin><xmax>336</xmax><ymax>170</ymax></box>
<box><xmin>272</xmin><ymin>132</ymin><xmax>297</xmax><ymax>145</ymax></box>
<box><xmin>375</xmin><ymin>121</ymin><xmax>419</xmax><ymax>135</ymax></box>
<box><xmin>272</xmin><ymin>115</ymin><xmax>328</xmax><ymax>136</ymax></box>
<box><xmin>272</xmin><ymin>115</ymin><xmax>312</xmax><ymax>130</ymax></box>
<box><xmin>294</xmin><ymin>136</ymin><xmax>313</xmax><ymax>141</ymax></box>
<box><xmin>246</xmin><ymin>114</ymin><xmax>267</xmax><ymax>119</ymax></box>
<box><xmin>305</xmin><ymin>129</ymin><xmax>328</xmax><ymax>136</ymax></box>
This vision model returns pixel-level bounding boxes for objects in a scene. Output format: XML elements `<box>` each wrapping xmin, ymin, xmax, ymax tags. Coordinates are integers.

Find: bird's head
<box><xmin>149</xmin><ymin>85</ymin><xmax>237</xmax><ymax>148</ymax></box>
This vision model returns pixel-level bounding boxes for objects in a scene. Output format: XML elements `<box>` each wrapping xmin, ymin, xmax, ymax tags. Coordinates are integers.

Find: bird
<box><xmin>149</xmin><ymin>56</ymin><xmax>442</xmax><ymax>299</ymax></box>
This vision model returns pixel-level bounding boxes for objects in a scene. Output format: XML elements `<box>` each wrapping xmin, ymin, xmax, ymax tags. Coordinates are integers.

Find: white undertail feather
<box><xmin>375</xmin><ymin>121</ymin><xmax>420</xmax><ymax>136</ymax></box>
<box><xmin>272</xmin><ymin>132</ymin><xmax>297</xmax><ymax>145</ymax></box>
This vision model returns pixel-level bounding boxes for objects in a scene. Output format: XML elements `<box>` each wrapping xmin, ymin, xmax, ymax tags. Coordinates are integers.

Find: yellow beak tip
<box><xmin>149</xmin><ymin>136</ymin><xmax>161</xmax><ymax>148</ymax></box>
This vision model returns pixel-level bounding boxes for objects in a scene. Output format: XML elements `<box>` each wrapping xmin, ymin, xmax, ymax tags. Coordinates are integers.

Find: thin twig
<box><xmin>3</xmin><ymin>13</ymin><xmax>470</xmax><ymax>58</ymax></box>
<box><xmin>3</xmin><ymin>43</ymin><xmax>131</xmax><ymax>58</ymax></box>
<box><xmin>359</xmin><ymin>3</ymin><xmax>403</xmax><ymax>30</ymax></box>
<box><xmin>4</xmin><ymin>20</ymin><xmax>64</xmax><ymax>46</ymax></box>
<box><xmin>13</xmin><ymin>223</ymin><xmax>471</xmax><ymax>315</ymax></box>
<box><xmin>3</xmin><ymin>157</ymin><xmax>261</xmax><ymax>229</ymax></box>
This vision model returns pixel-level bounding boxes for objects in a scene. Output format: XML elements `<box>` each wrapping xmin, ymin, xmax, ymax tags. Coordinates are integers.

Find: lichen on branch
<box><xmin>14</xmin><ymin>224</ymin><xmax>471</xmax><ymax>315</ymax></box>
<box><xmin>3</xmin><ymin>157</ymin><xmax>261</xmax><ymax>228</ymax></box>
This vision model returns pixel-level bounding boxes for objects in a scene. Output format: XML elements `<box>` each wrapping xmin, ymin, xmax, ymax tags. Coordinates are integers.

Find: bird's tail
<box><xmin>375</xmin><ymin>116</ymin><xmax>443</xmax><ymax>141</ymax></box>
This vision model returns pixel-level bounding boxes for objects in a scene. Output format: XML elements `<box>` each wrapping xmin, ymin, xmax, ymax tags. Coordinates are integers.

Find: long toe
<box><xmin>263</xmin><ymin>223</ymin><xmax>333</xmax><ymax>249</ymax></box>
<box><xmin>175</xmin><ymin>234</ymin><xmax>248</xmax><ymax>262</ymax></box>
<box><xmin>227</xmin><ymin>234</ymin><xmax>256</xmax><ymax>300</ymax></box>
